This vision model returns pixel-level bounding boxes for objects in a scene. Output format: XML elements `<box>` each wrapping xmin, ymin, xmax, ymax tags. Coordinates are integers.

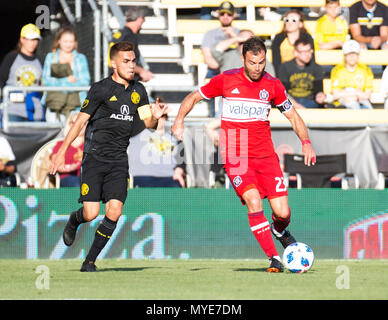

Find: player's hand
<box><xmin>151</xmin><ymin>97</ymin><xmax>168</xmax><ymax>120</ymax></box>
<box><xmin>302</xmin><ymin>143</ymin><xmax>316</xmax><ymax>167</ymax></box>
<box><xmin>139</xmin><ymin>69</ymin><xmax>154</xmax><ymax>82</ymax></box>
<box><xmin>171</xmin><ymin>120</ymin><xmax>184</xmax><ymax>141</ymax></box>
<box><xmin>49</xmin><ymin>152</ymin><xmax>65</xmax><ymax>175</ymax></box>
<box><xmin>173</xmin><ymin>167</ymin><xmax>186</xmax><ymax>188</ymax></box>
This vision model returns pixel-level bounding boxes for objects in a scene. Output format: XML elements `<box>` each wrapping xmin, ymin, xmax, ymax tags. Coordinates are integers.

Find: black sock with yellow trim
<box><xmin>69</xmin><ymin>207</ymin><xmax>86</xmax><ymax>229</ymax></box>
<box><xmin>85</xmin><ymin>216</ymin><xmax>117</xmax><ymax>263</ymax></box>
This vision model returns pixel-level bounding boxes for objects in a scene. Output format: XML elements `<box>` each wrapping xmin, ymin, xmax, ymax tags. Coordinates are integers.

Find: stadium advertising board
<box><xmin>344</xmin><ymin>211</ymin><xmax>388</xmax><ymax>259</ymax></box>
<box><xmin>0</xmin><ymin>188</ymin><xmax>387</xmax><ymax>260</ymax></box>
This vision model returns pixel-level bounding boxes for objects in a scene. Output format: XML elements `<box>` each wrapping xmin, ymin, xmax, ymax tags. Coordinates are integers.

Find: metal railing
<box><xmin>1</xmin><ymin>86</ymin><xmax>90</xmax><ymax>132</ymax></box>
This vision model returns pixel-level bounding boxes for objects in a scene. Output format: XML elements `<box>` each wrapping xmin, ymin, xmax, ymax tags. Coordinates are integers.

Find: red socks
<box><xmin>248</xmin><ymin>211</ymin><xmax>279</xmax><ymax>259</ymax></box>
<box><xmin>271</xmin><ymin>209</ymin><xmax>291</xmax><ymax>236</ymax></box>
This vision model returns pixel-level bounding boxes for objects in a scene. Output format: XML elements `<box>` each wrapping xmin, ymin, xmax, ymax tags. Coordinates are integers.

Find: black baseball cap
<box><xmin>218</xmin><ymin>1</ymin><xmax>235</xmax><ymax>15</ymax></box>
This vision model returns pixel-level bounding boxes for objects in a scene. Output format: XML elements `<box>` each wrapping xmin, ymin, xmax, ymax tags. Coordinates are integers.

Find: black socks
<box><xmin>70</xmin><ymin>207</ymin><xmax>86</xmax><ymax>229</ymax></box>
<box><xmin>85</xmin><ymin>216</ymin><xmax>117</xmax><ymax>263</ymax></box>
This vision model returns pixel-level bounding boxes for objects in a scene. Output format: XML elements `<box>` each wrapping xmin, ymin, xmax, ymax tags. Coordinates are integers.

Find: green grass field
<box><xmin>1</xmin><ymin>259</ymin><xmax>388</xmax><ymax>300</ymax></box>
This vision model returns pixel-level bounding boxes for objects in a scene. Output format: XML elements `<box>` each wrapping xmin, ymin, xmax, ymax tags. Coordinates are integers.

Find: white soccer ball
<box><xmin>282</xmin><ymin>242</ymin><xmax>314</xmax><ymax>273</ymax></box>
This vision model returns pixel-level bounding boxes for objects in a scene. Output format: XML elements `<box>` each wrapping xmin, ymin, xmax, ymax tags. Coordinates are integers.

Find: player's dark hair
<box><xmin>294</xmin><ymin>35</ymin><xmax>312</xmax><ymax>48</ymax></box>
<box><xmin>109</xmin><ymin>41</ymin><xmax>134</xmax><ymax>59</ymax></box>
<box><xmin>242</xmin><ymin>36</ymin><xmax>267</xmax><ymax>59</ymax></box>
<box><xmin>325</xmin><ymin>0</ymin><xmax>339</xmax><ymax>4</ymax></box>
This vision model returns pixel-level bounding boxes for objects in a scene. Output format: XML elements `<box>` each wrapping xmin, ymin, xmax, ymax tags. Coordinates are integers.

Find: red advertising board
<box><xmin>344</xmin><ymin>212</ymin><xmax>388</xmax><ymax>259</ymax></box>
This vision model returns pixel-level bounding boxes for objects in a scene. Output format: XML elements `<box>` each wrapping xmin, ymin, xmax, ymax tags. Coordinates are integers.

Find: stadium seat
<box><xmin>316</xmin><ymin>50</ymin><xmax>388</xmax><ymax>66</ymax></box>
<box><xmin>323</xmin><ymin>78</ymin><xmax>384</xmax><ymax>104</ymax></box>
<box><xmin>283</xmin><ymin>153</ymin><xmax>359</xmax><ymax>189</ymax></box>
<box><xmin>30</xmin><ymin>139</ymin><xmax>61</xmax><ymax>189</ymax></box>
<box><xmin>376</xmin><ymin>154</ymin><xmax>388</xmax><ymax>189</ymax></box>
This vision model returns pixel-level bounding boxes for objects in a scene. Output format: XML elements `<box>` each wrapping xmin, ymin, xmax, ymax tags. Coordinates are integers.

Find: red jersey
<box><xmin>199</xmin><ymin>68</ymin><xmax>292</xmax><ymax>159</ymax></box>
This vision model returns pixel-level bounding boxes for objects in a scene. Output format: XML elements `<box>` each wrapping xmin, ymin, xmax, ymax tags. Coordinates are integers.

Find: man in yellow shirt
<box><xmin>315</xmin><ymin>0</ymin><xmax>349</xmax><ymax>50</ymax></box>
<box><xmin>330</xmin><ymin>40</ymin><xmax>374</xmax><ymax>109</ymax></box>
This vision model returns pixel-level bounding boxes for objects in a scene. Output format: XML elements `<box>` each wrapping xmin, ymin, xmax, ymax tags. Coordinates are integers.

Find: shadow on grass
<box><xmin>71</xmin><ymin>267</ymin><xmax>156</xmax><ymax>272</ymax></box>
<box><xmin>234</xmin><ymin>268</ymin><xmax>268</xmax><ymax>272</ymax></box>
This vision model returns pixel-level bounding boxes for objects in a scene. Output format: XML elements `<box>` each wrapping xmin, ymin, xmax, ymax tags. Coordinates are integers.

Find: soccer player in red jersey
<box><xmin>172</xmin><ymin>36</ymin><xmax>316</xmax><ymax>272</ymax></box>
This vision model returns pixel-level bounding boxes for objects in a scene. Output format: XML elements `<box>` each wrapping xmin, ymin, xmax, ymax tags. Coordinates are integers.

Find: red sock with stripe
<box><xmin>248</xmin><ymin>211</ymin><xmax>279</xmax><ymax>260</ymax></box>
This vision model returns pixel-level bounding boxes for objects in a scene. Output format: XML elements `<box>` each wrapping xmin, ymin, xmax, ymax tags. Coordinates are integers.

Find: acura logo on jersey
<box><xmin>121</xmin><ymin>104</ymin><xmax>130</xmax><ymax>115</ymax></box>
<box><xmin>110</xmin><ymin>104</ymin><xmax>133</xmax><ymax>121</ymax></box>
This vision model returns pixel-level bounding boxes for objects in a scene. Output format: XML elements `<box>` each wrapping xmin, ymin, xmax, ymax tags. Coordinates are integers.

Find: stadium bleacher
<box><xmin>1</xmin><ymin>0</ymin><xmax>388</xmax><ymax>188</ymax></box>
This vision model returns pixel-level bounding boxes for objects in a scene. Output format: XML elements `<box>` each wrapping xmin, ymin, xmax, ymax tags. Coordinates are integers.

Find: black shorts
<box><xmin>78</xmin><ymin>154</ymin><xmax>129</xmax><ymax>204</ymax></box>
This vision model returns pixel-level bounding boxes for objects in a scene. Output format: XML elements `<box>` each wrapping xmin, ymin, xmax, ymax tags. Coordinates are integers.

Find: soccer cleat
<box><xmin>80</xmin><ymin>261</ymin><xmax>98</xmax><ymax>272</ymax></box>
<box><xmin>271</xmin><ymin>223</ymin><xmax>297</xmax><ymax>249</ymax></box>
<box><xmin>267</xmin><ymin>256</ymin><xmax>284</xmax><ymax>273</ymax></box>
<box><xmin>62</xmin><ymin>213</ymin><xmax>78</xmax><ymax>247</ymax></box>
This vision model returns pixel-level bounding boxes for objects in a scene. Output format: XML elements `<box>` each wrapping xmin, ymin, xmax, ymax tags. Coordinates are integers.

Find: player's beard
<box><xmin>245</xmin><ymin>69</ymin><xmax>263</xmax><ymax>82</ymax></box>
<box><xmin>117</xmin><ymin>68</ymin><xmax>135</xmax><ymax>82</ymax></box>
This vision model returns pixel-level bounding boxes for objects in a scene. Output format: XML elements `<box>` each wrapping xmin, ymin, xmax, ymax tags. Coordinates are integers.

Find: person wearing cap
<box><xmin>201</xmin><ymin>1</ymin><xmax>240</xmax><ymax>79</ymax></box>
<box><xmin>330</xmin><ymin>39</ymin><xmax>374</xmax><ymax>109</ymax></box>
<box><xmin>349</xmin><ymin>0</ymin><xmax>388</xmax><ymax>50</ymax></box>
<box><xmin>0</xmin><ymin>23</ymin><xmax>44</xmax><ymax>122</ymax></box>
<box><xmin>109</xmin><ymin>6</ymin><xmax>154</xmax><ymax>82</ymax></box>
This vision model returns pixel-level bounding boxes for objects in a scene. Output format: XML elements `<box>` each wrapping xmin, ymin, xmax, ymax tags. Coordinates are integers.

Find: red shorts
<box><xmin>224</xmin><ymin>153</ymin><xmax>287</xmax><ymax>204</ymax></box>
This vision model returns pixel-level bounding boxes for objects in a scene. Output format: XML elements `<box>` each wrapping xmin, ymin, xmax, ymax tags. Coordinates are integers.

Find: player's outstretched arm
<box><xmin>172</xmin><ymin>90</ymin><xmax>203</xmax><ymax>141</ymax></box>
<box><xmin>143</xmin><ymin>97</ymin><xmax>169</xmax><ymax>129</ymax></box>
<box><xmin>49</xmin><ymin>112</ymin><xmax>90</xmax><ymax>175</ymax></box>
<box><xmin>282</xmin><ymin>107</ymin><xmax>316</xmax><ymax>166</ymax></box>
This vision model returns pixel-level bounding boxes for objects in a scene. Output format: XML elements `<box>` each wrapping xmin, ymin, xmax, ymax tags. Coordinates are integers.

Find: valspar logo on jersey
<box><xmin>110</xmin><ymin>104</ymin><xmax>134</xmax><ymax>121</ymax></box>
<box><xmin>344</xmin><ymin>211</ymin><xmax>388</xmax><ymax>259</ymax></box>
<box><xmin>222</xmin><ymin>97</ymin><xmax>270</xmax><ymax>122</ymax></box>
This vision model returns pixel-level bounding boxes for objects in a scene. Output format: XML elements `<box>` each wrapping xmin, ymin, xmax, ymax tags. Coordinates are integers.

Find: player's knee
<box><xmin>273</xmin><ymin>206</ymin><xmax>291</xmax><ymax>220</ymax></box>
<box><xmin>245</xmin><ymin>197</ymin><xmax>262</xmax><ymax>212</ymax></box>
<box><xmin>106</xmin><ymin>203</ymin><xmax>123</xmax><ymax>221</ymax></box>
<box><xmin>82</xmin><ymin>205</ymin><xmax>100</xmax><ymax>222</ymax></box>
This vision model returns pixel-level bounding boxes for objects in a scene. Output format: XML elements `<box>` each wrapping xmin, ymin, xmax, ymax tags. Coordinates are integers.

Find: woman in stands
<box><xmin>271</xmin><ymin>9</ymin><xmax>315</xmax><ymax>76</ymax></box>
<box><xmin>42</xmin><ymin>26</ymin><xmax>90</xmax><ymax>123</ymax></box>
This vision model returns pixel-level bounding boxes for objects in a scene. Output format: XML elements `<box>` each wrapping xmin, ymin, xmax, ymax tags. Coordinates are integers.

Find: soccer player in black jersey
<box><xmin>50</xmin><ymin>41</ymin><xmax>168</xmax><ymax>272</ymax></box>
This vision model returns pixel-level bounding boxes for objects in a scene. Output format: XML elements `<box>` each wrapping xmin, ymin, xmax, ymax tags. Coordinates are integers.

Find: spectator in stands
<box><xmin>258</xmin><ymin>7</ymin><xmax>282</xmax><ymax>22</ymax></box>
<box><xmin>315</xmin><ymin>0</ymin><xmax>349</xmax><ymax>50</ymax></box>
<box><xmin>128</xmin><ymin>113</ymin><xmax>186</xmax><ymax>188</ymax></box>
<box><xmin>349</xmin><ymin>0</ymin><xmax>388</xmax><ymax>50</ymax></box>
<box><xmin>381</xmin><ymin>65</ymin><xmax>388</xmax><ymax>109</ymax></box>
<box><xmin>42</xmin><ymin>26</ymin><xmax>90</xmax><ymax>124</ymax></box>
<box><xmin>330</xmin><ymin>40</ymin><xmax>374</xmax><ymax>109</ymax></box>
<box><xmin>0</xmin><ymin>136</ymin><xmax>17</xmax><ymax>187</ymax></box>
<box><xmin>211</xmin><ymin>29</ymin><xmax>275</xmax><ymax>75</ymax></box>
<box><xmin>201</xmin><ymin>1</ymin><xmax>240</xmax><ymax>79</ymax></box>
<box><xmin>278</xmin><ymin>36</ymin><xmax>326</xmax><ymax>108</ymax></box>
<box><xmin>0</xmin><ymin>23</ymin><xmax>44</xmax><ymax>122</ymax></box>
<box><xmin>272</xmin><ymin>9</ymin><xmax>315</xmax><ymax>76</ymax></box>
<box><xmin>110</xmin><ymin>6</ymin><xmax>154</xmax><ymax>82</ymax></box>
<box><xmin>50</xmin><ymin>112</ymin><xmax>85</xmax><ymax>187</ymax></box>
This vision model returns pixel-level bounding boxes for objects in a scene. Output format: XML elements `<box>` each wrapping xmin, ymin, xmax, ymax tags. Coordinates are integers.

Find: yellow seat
<box><xmin>316</xmin><ymin>50</ymin><xmax>388</xmax><ymax>66</ymax></box>
<box><xmin>323</xmin><ymin>78</ymin><xmax>382</xmax><ymax>94</ymax></box>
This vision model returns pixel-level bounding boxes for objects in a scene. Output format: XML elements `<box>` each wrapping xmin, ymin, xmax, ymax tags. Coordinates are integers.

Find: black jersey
<box><xmin>80</xmin><ymin>76</ymin><xmax>148</xmax><ymax>162</ymax></box>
